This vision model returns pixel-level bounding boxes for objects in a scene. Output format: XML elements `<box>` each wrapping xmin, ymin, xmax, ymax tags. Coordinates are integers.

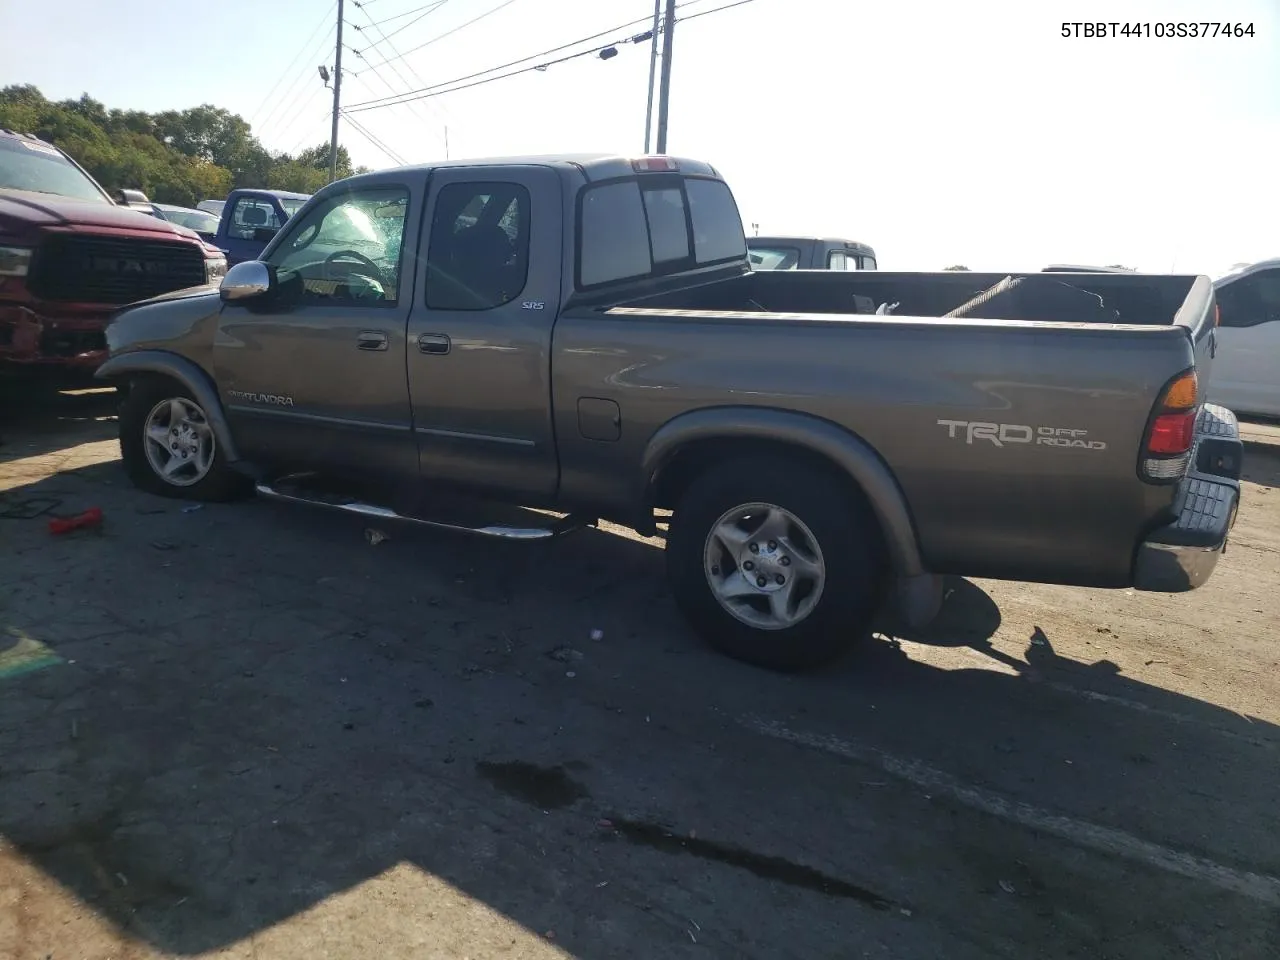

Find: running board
<box><xmin>254</xmin><ymin>482</ymin><xmax>588</xmax><ymax>541</ymax></box>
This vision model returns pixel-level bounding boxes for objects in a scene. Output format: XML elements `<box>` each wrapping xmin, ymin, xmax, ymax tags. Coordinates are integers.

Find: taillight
<box><xmin>1140</xmin><ymin>369</ymin><xmax>1199</xmax><ymax>482</ymax></box>
<box><xmin>632</xmin><ymin>156</ymin><xmax>679</xmax><ymax>173</ymax></box>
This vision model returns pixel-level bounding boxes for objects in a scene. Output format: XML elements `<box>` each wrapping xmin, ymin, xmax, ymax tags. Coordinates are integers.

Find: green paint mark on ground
<box><xmin>0</xmin><ymin>629</ymin><xmax>63</xmax><ymax>680</ymax></box>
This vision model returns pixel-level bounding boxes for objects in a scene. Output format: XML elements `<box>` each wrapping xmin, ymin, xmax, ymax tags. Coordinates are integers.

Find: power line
<box><xmin>341</xmin><ymin>110</ymin><xmax>408</xmax><ymax>165</ymax></box>
<box><xmin>362</xmin><ymin>0</ymin><xmax>522</xmax><ymax>71</ymax></box>
<box><xmin>350</xmin><ymin>0</ymin><xmax>450</xmax><ymax>50</ymax></box>
<box><xmin>258</xmin><ymin>22</ymin><xmax>337</xmax><ymax>134</ymax></box>
<box><xmin>345</xmin><ymin>8</ymin><xmax>668</xmax><ymax>113</ymax></box>
<box><xmin>249</xmin><ymin>0</ymin><xmax>337</xmax><ymax>127</ymax></box>
<box><xmin>349</xmin><ymin>2</ymin><xmax>452</xmax><ymax>150</ymax></box>
<box><xmin>677</xmin><ymin>0</ymin><xmax>757</xmax><ymax>24</ymax></box>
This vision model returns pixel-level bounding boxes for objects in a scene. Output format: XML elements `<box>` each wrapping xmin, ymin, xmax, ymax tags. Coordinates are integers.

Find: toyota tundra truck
<box><xmin>0</xmin><ymin>129</ymin><xmax>227</xmax><ymax>374</ymax></box>
<box><xmin>95</xmin><ymin>153</ymin><xmax>1242</xmax><ymax>671</ymax></box>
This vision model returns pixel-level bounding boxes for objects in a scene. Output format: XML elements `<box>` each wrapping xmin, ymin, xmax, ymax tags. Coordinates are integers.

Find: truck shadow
<box><xmin>1</xmin><ymin>460</ymin><xmax>1277</xmax><ymax>957</ymax></box>
<box><xmin>0</xmin><ymin>379</ymin><xmax>117</xmax><ymax>464</ymax></box>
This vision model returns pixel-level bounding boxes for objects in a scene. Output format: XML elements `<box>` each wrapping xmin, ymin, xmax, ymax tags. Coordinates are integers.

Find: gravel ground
<box><xmin>1</xmin><ymin>387</ymin><xmax>1278</xmax><ymax>960</ymax></box>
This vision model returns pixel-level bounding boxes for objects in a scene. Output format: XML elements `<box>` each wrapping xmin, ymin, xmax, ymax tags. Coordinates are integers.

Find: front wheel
<box><xmin>666</xmin><ymin>459</ymin><xmax>887</xmax><ymax>671</ymax></box>
<box><xmin>118</xmin><ymin>378</ymin><xmax>250</xmax><ymax>502</ymax></box>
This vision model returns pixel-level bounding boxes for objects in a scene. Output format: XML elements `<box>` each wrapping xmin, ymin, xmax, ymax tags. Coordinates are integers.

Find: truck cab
<box><xmin>211</xmin><ymin>188</ymin><xmax>311</xmax><ymax>266</ymax></box>
<box><xmin>748</xmin><ymin>236</ymin><xmax>877</xmax><ymax>271</ymax></box>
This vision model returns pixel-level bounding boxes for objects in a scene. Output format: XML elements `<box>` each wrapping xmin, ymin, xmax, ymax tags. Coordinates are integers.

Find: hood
<box><xmin>0</xmin><ymin>189</ymin><xmax>203</xmax><ymax>242</ymax></box>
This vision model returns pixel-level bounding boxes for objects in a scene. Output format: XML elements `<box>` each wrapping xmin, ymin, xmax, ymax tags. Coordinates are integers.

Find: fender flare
<box><xmin>94</xmin><ymin>350</ymin><xmax>241</xmax><ymax>463</ymax></box>
<box><xmin>641</xmin><ymin>406</ymin><xmax>925</xmax><ymax>578</ymax></box>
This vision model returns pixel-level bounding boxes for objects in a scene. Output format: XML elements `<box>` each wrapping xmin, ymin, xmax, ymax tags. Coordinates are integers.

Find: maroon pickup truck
<box><xmin>0</xmin><ymin>129</ymin><xmax>227</xmax><ymax>374</ymax></box>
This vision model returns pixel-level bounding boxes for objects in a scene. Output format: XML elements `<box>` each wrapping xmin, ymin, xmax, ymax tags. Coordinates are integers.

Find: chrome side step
<box><xmin>254</xmin><ymin>482</ymin><xmax>587</xmax><ymax>541</ymax></box>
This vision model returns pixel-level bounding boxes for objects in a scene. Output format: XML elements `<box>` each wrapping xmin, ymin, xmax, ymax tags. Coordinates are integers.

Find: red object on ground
<box><xmin>48</xmin><ymin>507</ymin><xmax>103</xmax><ymax>535</ymax></box>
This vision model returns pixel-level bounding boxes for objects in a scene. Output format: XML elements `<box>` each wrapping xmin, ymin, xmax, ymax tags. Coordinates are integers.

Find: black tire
<box><xmin>666</xmin><ymin>458</ymin><xmax>887</xmax><ymax>671</ymax></box>
<box><xmin>118</xmin><ymin>377</ymin><xmax>251</xmax><ymax>502</ymax></box>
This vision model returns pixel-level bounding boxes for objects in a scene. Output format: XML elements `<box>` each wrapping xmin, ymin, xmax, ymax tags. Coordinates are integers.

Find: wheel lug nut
<box><xmin>775</xmin><ymin>574</ymin><xmax>785</xmax><ymax>585</ymax></box>
<box><xmin>767</xmin><ymin>540</ymin><xmax>777</xmax><ymax>550</ymax></box>
<box><xmin>780</xmin><ymin>556</ymin><xmax>791</xmax><ymax>566</ymax></box>
<box><xmin>742</xmin><ymin>561</ymin><xmax>755</xmax><ymax>571</ymax></box>
<box><xmin>756</xmin><ymin>576</ymin><xmax>767</xmax><ymax>588</ymax></box>
<box><xmin>749</xmin><ymin>542</ymin><xmax>759</xmax><ymax>554</ymax></box>
<box><xmin>711</xmin><ymin>565</ymin><xmax>720</xmax><ymax>575</ymax></box>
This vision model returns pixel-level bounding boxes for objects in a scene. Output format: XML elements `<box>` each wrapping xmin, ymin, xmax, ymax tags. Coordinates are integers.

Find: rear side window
<box><xmin>425</xmin><ymin>181</ymin><xmax>531</xmax><ymax>311</ymax></box>
<box><xmin>578</xmin><ymin>175</ymin><xmax>747</xmax><ymax>289</ymax></box>
<box><xmin>228</xmin><ymin>198</ymin><xmax>282</xmax><ymax>240</ymax></box>
<box><xmin>686</xmin><ymin>178</ymin><xmax>747</xmax><ymax>263</ymax></box>
<box><xmin>579</xmin><ymin>182</ymin><xmax>652</xmax><ymax>287</ymax></box>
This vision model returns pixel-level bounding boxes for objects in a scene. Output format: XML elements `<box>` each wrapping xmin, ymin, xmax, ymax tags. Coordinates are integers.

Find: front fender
<box><xmin>641</xmin><ymin>406</ymin><xmax>925</xmax><ymax>579</ymax></box>
<box><xmin>95</xmin><ymin>350</ymin><xmax>240</xmax><ymax>463</ymax></box>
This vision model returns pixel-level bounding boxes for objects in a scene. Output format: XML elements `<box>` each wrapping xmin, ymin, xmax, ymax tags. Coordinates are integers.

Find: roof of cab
<box><xmin>327</xmin><ymin>154</ymin><xmax>722</xmax><ymax>192</ymax></box>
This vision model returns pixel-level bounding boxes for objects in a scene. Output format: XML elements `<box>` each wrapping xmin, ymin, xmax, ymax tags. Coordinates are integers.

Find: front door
<box><xmin>405</xmin><ymin>167</ymin><xmax>563</xmax><ymax>500</ymax></box>
<box><xmin>213</xmin><ymin>182</ymin><xmax>418</xmax><ymax>478</ymax></box>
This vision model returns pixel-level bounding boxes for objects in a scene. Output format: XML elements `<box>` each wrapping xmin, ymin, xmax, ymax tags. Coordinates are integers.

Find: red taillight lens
<box><xmin>1147</xmin><ymin>410</ymin><xmax>1196</xmax><ymax>454</ymax></box>
<box><xmin>1140</xmin><ymin>369</ymin><xmax>1200</xmax><ymax>482</ymax></box>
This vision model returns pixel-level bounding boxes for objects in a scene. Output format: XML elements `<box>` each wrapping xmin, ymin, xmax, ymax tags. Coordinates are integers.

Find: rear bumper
<box><xmin>1133</xmin><ymin>404</ymin><xmax>1242</xmax><ymax>592</ymax></box>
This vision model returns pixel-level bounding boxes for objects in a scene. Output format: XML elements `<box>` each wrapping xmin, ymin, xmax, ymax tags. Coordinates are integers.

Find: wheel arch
<box><xmin>641</xmin><ymin>406</ymin><xmax>925</xmax><ymax>579</ymax></box>
<box><xmin>96</xmin><ymin>350</ymin><xmax>240</xmax><ymax>463</ymax></box>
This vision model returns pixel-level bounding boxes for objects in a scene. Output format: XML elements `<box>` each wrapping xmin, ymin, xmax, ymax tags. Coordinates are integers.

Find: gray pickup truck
<box><xmin>96</xmin><ymin>154</ymin><xmax>1242</xmax><ymax>671</ymax></box>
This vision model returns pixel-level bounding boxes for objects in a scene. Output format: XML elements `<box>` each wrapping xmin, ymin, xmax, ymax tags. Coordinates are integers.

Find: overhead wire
<box><xmin>361</xmin><ymin>0</ymin><xmax>522</xmax><ymax>70</ymax></box>
<box><xmin>350</xmin><ymin>0</ymin><xmax>451</xmax><ymax>50</ymax></box>
<box><xmin>248</xmin><ymin>0</ymin><xmax>337</xmax><ymax>127</ymax></box>
<box><xmin>342</xmin><ymin>0</ymin><xmax>757</xmax><ymax>114</ymax></box>
<box><xmin>344</xmin><ymin>7</ymin><xmax>672</xmax><ymax>112</ymax></box>
<box><xmin>258</xmin><ymin>22</ymin><xmax>337</xmax><ymax>135</ymax></box>
<box><xmin>342</xmin><ymin>0</ymin><xmax>764</xmax><ymax>116</ymax></box>
<box><xmin>341</xmin><ymin>110</ymin><xmax>409</xmax><ymax>165</ymax></box>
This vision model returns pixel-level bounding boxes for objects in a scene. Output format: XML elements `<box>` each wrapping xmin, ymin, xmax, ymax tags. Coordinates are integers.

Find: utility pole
<box><xmin>328</xmin><ymin>0</ymin><xmax>345</xmax><ymax>183</ymax></box>
<box><xmin>654</xmin><ymin>0</ymin><xmax>676</xmax><ymax>153</ymax></box>
<box><xmin>642</xmin><ymin>0</ymin><xmax>662</xmax><ymax>153</ymax></box>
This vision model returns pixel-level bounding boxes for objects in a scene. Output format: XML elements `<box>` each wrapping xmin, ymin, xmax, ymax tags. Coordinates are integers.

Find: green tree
<box><xmin>0</xmin><ymin>85</ymin><xmax>379</xmax><ymax>205</ymax></box>
<box><xmin>944</xmin><ymin>265</ymin><xmax>970</xmax><ymax>271</ymax></box>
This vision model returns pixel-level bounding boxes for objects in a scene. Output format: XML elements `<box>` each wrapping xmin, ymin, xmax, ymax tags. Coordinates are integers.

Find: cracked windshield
<box><xmin>1</xmin><ymin>1</ymin><xmax>1278</xmax><ymax>959</ymax></box>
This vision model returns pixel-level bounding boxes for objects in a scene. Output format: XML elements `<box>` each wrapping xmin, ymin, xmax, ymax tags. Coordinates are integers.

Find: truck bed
<box><xmin>553</xmin><ymin>270</ymin><xmax>1217</xmax><ymax>589</ymax></box>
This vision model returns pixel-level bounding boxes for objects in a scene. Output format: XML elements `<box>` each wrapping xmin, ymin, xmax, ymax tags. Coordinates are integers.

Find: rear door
<box><xmin>405</xmin><ymin>166</ymin><xmax>563</xmax><ymax>499</ymax></box>
<box><xmin>222</xmin><ymin>193</ymin><xmax>284</xmax><ymax>265</ymax></box>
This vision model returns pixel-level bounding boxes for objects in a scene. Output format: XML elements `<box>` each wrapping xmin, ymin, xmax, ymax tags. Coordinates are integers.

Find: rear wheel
<box><xmin>118</xmin><ymin>378</ymin><xmax>250</xmax><ymax>502</ymax></box>
<box><xmin>666</xmin><ymin>458</ymin><xmax>886</xmax><ymax>671</ymax></box>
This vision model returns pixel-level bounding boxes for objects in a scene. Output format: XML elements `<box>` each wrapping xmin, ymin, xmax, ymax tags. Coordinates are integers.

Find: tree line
<box><xmin>0</xmin><ymin>85</ymin><xmax>371</xmax><ymax>207</ymax></box>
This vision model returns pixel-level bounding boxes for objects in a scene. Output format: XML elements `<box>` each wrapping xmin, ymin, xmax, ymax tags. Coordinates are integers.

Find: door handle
<box><xmin>356</xmin><ymin>331</ymin><xmax>388</xmax><ymax>351</ymax></box>
<box><xmin>418</xmin><ymin>333</ymin><xmax>451</xmax><ymax>355</ymax></box>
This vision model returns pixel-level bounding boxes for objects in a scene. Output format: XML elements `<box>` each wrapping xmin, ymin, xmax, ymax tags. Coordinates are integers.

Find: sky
<box><xmin>3</xmin><ymin>0</ymin><xmax>1279</xmax><ymax>274</ymax></box>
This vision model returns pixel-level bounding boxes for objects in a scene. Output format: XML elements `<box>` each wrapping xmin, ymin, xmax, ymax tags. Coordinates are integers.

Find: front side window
<box><xmin>268</xmin><ymin>186</ymin><xmax>408</xmax><ymax>305</ymax></box>
<box><xmin>1217</xmin><ymin>269</ymin><xmax>1280</xmax><ymax>328</ymax></box>
<box><xmin>748</xmin><ymin>246</ymin><xmax>801</xmax><ymax>270</ymax></box>
<box><xmin>425</xmin><ymin>181</ymin><xmax>531</xmax><ymax>311</ymax></box>
<box><xmin>228</xmin><ymin>198</ymin><xmax>283</xmax><ymax>241</ymax></box>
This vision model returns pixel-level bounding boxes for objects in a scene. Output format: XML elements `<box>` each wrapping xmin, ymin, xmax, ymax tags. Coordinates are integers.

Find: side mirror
<box><xmin>220</xmin><ymin>261</ymin><xmax>273</xmax><ymax>301</ymax></box>
<box><xmin>115</xmin><ymin>187</ymin><xmax>151</xmax><ymax>208</ymax></box>
<box><xmin>253</xmin><ymin>226</ymin><xmax>279</xmax><ymax>243</ymax></box>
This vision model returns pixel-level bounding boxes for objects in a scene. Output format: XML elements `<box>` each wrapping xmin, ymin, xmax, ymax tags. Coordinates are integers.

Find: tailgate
<box><xmin>1173</xmin><ymin>275</ymin><xmax>1218</xmax><ymax>386</ymax></box>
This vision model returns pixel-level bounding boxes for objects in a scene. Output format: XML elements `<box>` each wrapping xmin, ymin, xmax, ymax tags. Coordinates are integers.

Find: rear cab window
<box><xmin>577</xmin><ymin>173</ymin><xmax>747</xmax><ymax>289</ymax></box>
<box><xmin>748</xmin><ymin>246</ymin><xmax>802</xmax><ymax>270</ymax></box>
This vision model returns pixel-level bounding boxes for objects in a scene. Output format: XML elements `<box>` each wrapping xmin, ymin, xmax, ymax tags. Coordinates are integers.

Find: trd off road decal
<box><xmin>937</xmin><ymin>420</ymin><xmax>1106</xmax><ymax>451</ymax></box>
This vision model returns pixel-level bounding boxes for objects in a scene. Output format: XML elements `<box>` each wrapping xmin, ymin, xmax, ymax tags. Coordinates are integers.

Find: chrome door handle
<box><xmin>418</xmin><ymin>333</ymin><xmax>451</xmax><ymax>355</ymax></box>
<box><xmin>357</xmin><ymin>331</ymin><xmax>388</xmax><ymax>351</ymax></box>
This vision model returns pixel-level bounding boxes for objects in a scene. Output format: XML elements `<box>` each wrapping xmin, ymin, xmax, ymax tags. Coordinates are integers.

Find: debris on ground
<box><xmin>364</xmin><ymin>528</ymin><xmax>389</xmax><ymax>545</ymax></box>
<box><xmin>48</xmin><ymin>507</ymin><xmax>103</xmax><ymax>535</ymax></box>
<box><xmin>590</xmin><ymin>628</ymin><xmax>604</xmax><ymax>641</ymax></box>
<box><xmin>547</xmin><ymin>646</ymin><xmax>584</xmax><ymax>663</ymax></box>
<box><xmin>181</xmin><ymin>504</ymin><xmax>203</xmax><ymax>513</ymax></box>
<box><xmin>565</xmin><ymin>671</ymin><xmax>577</xmax><ymax>679</ymax></box>
<box><xmin>999</xmin><ymin>880</ymin><xmax>1016</xmax><ymax>894</ymax></box>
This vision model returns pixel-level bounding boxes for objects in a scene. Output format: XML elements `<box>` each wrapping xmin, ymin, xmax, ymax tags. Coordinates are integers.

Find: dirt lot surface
<box><xmin>2</xmin><ymin>387</ymin><xmax>1278</xmax><ymax>960</ymax></box>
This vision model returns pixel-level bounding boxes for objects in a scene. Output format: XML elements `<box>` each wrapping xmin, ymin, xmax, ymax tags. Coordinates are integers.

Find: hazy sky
<box><xmin>3</xmin><ymin>0</ymin><xmax>1278</xmax><ymax>274</ymax></box>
